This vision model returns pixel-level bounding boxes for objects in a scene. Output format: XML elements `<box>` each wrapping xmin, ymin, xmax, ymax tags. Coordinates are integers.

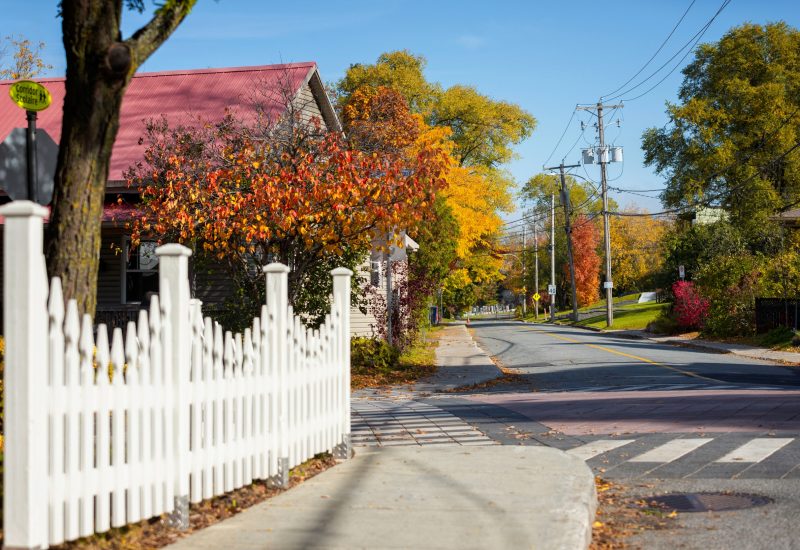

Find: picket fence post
<box><xmin>1</xmin><ymin>201</ymin><xmax>50</xmax><ymax>549</ymax></box>
<box><xmin>331</xmin><ymin>267</ymin><xmax>353</xmax><ymax>460</ymax></box>
<box><xmin>156</xmin><ymin>244</ymin><xmax>192</xmax><ymax>530</ymax></box>
<box><xmin>263</xmin><ymin>263</ymin><xmax>290</xmax><ymax>487</ymax></box>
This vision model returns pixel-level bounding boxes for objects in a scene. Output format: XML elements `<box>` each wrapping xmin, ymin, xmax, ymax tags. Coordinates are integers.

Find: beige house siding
<box><xmin>351</xmin><ymin>257</ymin><xmax>382</xmax><ymax>337</ymax></box>
<box><xmin>293</xmin><ymin>82</ymin><xmax>324</xmax><ymax>126</ymax></box>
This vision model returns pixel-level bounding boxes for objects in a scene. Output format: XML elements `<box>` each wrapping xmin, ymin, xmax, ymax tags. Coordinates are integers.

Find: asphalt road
<box><xmin>463</xmin><ymin>320</ymin><xmax>800</xmax><ymax>550</ymax></box>
<box><xmin>470</xmin><ymin>320</ymin><xmax>800</xmax><ymax>390</ymax></box>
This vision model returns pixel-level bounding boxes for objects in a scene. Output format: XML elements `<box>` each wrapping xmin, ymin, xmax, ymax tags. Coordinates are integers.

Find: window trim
<box><xmin>122</xmin><ymin>236</ymin><xmax>159</xmax><ymax>304</ymax></box>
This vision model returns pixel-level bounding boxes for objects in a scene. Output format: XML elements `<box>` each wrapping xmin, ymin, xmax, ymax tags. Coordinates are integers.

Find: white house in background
<box><xmin>351</xmin><ymin>234</ymin><xmax>419</xmax><ymax>338</ymax></box>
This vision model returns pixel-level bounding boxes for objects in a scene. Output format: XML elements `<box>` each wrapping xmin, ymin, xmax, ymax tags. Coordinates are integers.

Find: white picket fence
<box><xmin>1</xmin><ymin>201</ymin><xmax>352</xmax><ymax>549</ymax></box>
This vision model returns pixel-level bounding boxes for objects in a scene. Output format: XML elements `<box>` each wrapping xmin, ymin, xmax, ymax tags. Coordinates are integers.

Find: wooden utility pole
<box><xmin>550</xmin><ymin>193</ymin><xmax>556</xmax><ymax>322</ymax></box>
<box><xmin>577</xmin><ymin>101</ymin><xmax>623</xmax><ymax>327</ymax></box>
<box><xmin>544</xmin><ymin>162</ymin><xmax>581</xmax><ymax>322</ymax></box>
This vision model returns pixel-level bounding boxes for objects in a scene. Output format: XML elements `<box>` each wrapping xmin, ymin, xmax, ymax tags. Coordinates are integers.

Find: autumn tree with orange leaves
<box><xmin>127</xmin><ymin>87</ymin><xmax>448</xmax><ymax>327</ymax></box>
<box><xmin>568</xmin><ymin>215</ymin><xmax>601</xmax><ymax>307</ymax></box>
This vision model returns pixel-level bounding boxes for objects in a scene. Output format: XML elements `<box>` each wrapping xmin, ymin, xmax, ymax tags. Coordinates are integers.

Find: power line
<box><xmin>601</xmin><ymin>0</ymin><xmax>697</xmax><ymax>99</ymax></box>
<box><xmin>542</xmin><ymin>108</ymin><xmax>577</xmax><ymax>167</ymax></box>
<box><xmin>607</xmin><ymin>0</ymin><xmax>731</xmax><ymax>102</ymax></box>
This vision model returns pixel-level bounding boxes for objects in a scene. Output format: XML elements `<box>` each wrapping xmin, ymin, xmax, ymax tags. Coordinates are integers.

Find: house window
<box><xmin>125</xmin><ymin>239</ymin><xmax>159</xmax><ymax>303</ymax></box>
<box><xmin>370</xmin><ymin>260</ymin><xmax>382</xmax><ymax>287</ymax></box>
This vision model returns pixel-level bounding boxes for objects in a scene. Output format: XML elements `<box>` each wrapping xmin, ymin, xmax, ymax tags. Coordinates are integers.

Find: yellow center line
<box><xmin>526</xmin><ymin>326</ymin><xmax>720</xmax><ymax>383</ymax></box>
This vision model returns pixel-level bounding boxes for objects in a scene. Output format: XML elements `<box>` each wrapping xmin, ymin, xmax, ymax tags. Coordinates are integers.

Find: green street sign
<box><xmin>9</xmin><ymin>80</ymin><xmax>52</xmax><ymax>111</ymax></box>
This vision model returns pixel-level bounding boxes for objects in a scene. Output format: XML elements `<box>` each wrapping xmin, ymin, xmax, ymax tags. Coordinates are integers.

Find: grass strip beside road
<box><xmin>576</xmin><ymin>302</ymin><xmax>669</xmax><ymax>331</ymax></box>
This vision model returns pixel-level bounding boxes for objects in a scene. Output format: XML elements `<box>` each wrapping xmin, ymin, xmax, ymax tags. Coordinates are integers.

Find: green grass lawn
<box><xmin>575</xmin><ymin>301</ymin><xmax>670</xmax><ymax>331</ymax></box>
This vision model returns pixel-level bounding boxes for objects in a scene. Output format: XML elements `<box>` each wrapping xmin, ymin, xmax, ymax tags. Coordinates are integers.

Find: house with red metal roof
<box><xmin>0</xmin><ymin>63</ymin><xmax>341</xmax><ymax>327</ymax></box>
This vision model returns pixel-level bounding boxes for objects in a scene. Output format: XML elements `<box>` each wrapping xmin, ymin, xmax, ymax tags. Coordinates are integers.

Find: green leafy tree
<box><xmin>642</xmin><ymin>22</ymin><xmax>800</xmax><ymax>228</ymax></box>
<box><xmin>430</xmin><ymin>85</ymin><xmax>536</xmax><ymax>168</ymax></box>
<box><xmin>338</xmin><ymin>51</ymin><xmax>440</xmax><ymax>114</ymax></box>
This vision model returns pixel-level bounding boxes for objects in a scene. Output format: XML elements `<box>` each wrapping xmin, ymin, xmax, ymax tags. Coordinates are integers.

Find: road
<box><xmin>460</xmin><ymin>320</ymin><xmax>800</xmax><ymax>549</ymax></box>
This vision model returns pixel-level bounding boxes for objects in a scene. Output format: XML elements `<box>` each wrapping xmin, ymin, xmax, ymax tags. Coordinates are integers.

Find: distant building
<box><xmin>678</xmin><ymin>206</ymin><xmax>728</xmax><ymax>227</ymax></box>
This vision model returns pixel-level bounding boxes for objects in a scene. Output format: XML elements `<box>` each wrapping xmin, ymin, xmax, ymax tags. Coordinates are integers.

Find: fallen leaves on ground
<box><xmin>590</xmin><ymin>477</ymin><xmax>678</xmax><ymax>549</ymax></box>
<box><xmin>51</xmin><ymin>454</ymin><xmax>337</xmax><ymax>550</ymax></box>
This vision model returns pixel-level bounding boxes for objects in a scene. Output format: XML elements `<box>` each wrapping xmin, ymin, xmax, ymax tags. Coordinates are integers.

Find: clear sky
<box><xmin>4</xmin><ymin>1</ymin><xmax>799</xmax><ymax>216</ymax></box>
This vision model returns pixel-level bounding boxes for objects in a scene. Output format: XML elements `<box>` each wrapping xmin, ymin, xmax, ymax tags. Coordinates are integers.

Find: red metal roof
<box><xmin>0</xmin><ymin>63</ymin><xmax>318</xmax><ymax>183</ymax></box>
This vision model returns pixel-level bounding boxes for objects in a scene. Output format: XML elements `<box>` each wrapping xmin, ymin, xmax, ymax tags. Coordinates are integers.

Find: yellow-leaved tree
<box><xmin>610</xmin><ymin>207</ymin><xmax>669</xmax><ymax>293</ymax></box>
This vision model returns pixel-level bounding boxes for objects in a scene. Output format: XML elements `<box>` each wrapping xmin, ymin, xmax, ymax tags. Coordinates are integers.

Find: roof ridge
<box><xmin>0</xmin><ymin>62</ymin><xmax>317</xmax><ymax>85</ymax></box>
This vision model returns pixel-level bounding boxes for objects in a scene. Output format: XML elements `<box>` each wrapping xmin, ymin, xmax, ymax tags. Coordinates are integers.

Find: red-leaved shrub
<box><xmin>671</xmin><ymin>281</ymin><xmax>709</xmax><ymax>330</ymax></box>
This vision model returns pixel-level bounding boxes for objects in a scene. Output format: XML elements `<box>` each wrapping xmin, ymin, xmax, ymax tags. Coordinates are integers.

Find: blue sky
<box><xmin>4</xmin><ymin>1</ymin><xmax>799</xmax><ymax>216</ymax></box>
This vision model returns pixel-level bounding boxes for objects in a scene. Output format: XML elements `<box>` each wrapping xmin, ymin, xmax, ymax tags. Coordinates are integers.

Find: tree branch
<box><xmin>125</xmin><ymin>0</ymin><xmax>196</xmax><ymax>69</ymax></box>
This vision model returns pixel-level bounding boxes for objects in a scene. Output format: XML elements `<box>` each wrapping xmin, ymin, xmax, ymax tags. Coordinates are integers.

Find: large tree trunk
<box><xmin>46</xmin><ymin>2</ymin><xmax>128</xmax><ymax>314</ymax></box>
<box><xmin>45</xmin><ymin>0</ymin><xmax>195</xmax><ymax>315</ymax></box>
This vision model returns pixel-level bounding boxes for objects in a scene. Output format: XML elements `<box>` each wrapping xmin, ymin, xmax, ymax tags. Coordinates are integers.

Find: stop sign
<box><xmin>0</xmin><ymin>127</ymin><xmax>58</xmax><ymax>205</ymax></box>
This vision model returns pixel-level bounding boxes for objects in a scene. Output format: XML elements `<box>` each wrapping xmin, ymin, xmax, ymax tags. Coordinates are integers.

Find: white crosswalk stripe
<box><xmin>717</xmin><ymin>438</ymin><xmax>794</xmax><ymax>463</ymax></box>
<box><xmin>566</xmin><ymin>439</ymin><xmax>635</xmax><ymax>460</ymax></box>
<box><xmin>569</xmin><ymin>437</ymin><xmax>797</xmax><ymax>469</ymax></box>
<box><xmin>629</xmin><ymin>438</ymin><xmax>712</xmax><ymax>463</ymax></box>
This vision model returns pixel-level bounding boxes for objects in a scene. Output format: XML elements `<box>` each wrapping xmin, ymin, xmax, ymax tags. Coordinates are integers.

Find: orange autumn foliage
<box><xmin>568</xmin><ymin>215</ymin><xmax>601</xmax><ymax>306</ymax></box>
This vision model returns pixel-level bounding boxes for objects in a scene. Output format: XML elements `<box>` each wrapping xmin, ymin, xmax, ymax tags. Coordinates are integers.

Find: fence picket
<box><xmin>48</xmin><ymin>277</ymin><xmax>65</xmax><ymax>546</ymax></box>
<box><xmin>110</xmin><ymin>328</ymin><xmax>127</xmax><ymax>528</ymax></box>
<box><xmin>202</xmin><ymin>317</ymin><xmax>214</xmax><ymax>500</ymax></box>
<box><xmin>149</xmin><ymin>296</ymin><xmax>165</xmax><ymax>516</ymax></box>
<box><xmin>212</xmin><ymin>323</ymin><xmax>224</xmax><ymax>496</ymax></box>
<box><xmin>125</xmin><ymin>321</ymin><xmax>142</xmax><ymax>524</ymax></box>
<box><xmin>78</xmin><ymin>314</ymin><xmax>95</xmax><ymax>538</ymax></box>
<box><xmin>137</xmin><ymin>308</ymin><xmax>153</xmax><ymax>520</ymax></box>
<box><xmin>63</xmin><ymin>300</ymin><xmax>81</xmax><ymax>541</ymax></box>
<box><xmin>189</xmin><ymin>300</ymin><xmax>203</xmax><ymax>503</ymax></box>
<box><xmin>95</xmin><ymin>325</ymin><xmax>111</xmax><ymax>533</ymax></box>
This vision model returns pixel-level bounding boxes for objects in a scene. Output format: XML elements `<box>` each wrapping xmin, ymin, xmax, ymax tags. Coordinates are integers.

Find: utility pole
<box><xmin>544</xmin><ymin>162</ymin><xmax>581</xmax><ymax>322</ymax></box>
<box><xmin>550</xmin><ymin>193</ymin><xmax>556</xmax><ymax>322</ymax></box>
<box><xmin>521</xmin><ymin>226</ymin><xmax>527</xmax><ymax>318</ymax></box>
<box><xmin>533</xmin><ymin>222</ymin><xmax>539</xmax><ymax>320</ymax></box>
<box><xmin>577</xmin><ymin>101</ymin><xmax>623</xmax><ymax>327</ymax></box>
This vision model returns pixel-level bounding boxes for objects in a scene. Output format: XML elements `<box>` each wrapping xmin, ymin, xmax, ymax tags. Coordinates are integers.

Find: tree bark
<box><xmin>46</xmin><ymin>0</ymin><xmax>195</xmax><ymax>315</ymax></box>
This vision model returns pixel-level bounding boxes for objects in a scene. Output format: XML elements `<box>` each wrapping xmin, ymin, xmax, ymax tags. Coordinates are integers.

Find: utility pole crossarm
<box><xmin>575</xmin><ymin>103</ymin><xmax>624</xmax><ymax>112</ymax></box>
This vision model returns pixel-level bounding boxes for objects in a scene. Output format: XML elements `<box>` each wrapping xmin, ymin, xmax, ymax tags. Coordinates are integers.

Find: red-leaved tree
<box><xmin>568</xmin><ymin>215</ymin><xmax>601</xmax><ymax>306</ymax></box>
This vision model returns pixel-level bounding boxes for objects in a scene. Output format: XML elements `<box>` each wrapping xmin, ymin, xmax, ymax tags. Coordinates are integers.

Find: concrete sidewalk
<box><xmin>166</xmin><ymin>323</ymin><xmax>598</xmax><ymax>550</ymax></box>
<box><xmin>167</xmin><ymin>446</ymin><xmax>596</xmax><ymax>550</ymax></box>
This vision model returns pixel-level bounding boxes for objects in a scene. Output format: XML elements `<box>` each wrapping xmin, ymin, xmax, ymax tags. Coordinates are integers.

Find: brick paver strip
<box><xmin>469</xmin><ymin>389</ymin><xmax>800</xmax><ymax>435</ymax></box>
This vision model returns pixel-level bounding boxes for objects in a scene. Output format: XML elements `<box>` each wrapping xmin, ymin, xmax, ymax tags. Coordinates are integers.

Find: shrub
<box><xmin>647</xmin><ymin>311</ymin><xmax>680</xmax><ymax>335</ymax></box>
<box><xmin>351</xmin><ymin>337</ymin><xmax>400</xmax><ymax>374</ymax></box>
<box><xmin>671</xmin><ymin>281</ymin><xmax>709</xmax><ymax>331</ymax></box>
<box><xmin>759</xmin><ymin>326</ymin><xmax>795</xmax><ymax>348</ymax></box>
<box><xmin>695</xmin><ymin>253</ymin><xmax>759</xmax><ymax>336</ymax></box>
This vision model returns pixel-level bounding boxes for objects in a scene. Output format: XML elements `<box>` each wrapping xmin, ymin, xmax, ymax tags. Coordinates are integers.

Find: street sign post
<box><xmin>7</xmin><ymin>80</ymin><xmax>53</xmax><ymax>204</ymax></box>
